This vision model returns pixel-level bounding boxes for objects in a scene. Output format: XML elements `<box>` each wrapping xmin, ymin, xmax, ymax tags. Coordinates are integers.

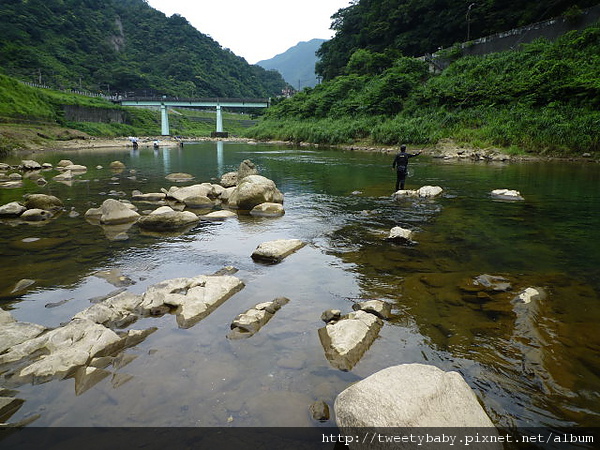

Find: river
<box><xmin>0</xmin><ymin>141</ymin><xmax>598</xmax><ymax>430</ymax></box>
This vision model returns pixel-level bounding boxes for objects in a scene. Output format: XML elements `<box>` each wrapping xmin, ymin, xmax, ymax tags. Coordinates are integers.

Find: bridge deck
<box><xmin>117</xmin><ymin>97</ymin><xmax>270</xmax><ymax>107</ymax></box>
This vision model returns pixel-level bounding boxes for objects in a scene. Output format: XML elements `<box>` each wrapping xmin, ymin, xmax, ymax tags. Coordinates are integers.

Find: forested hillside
<box><xmin>316</xmin><ymin>0</ymin><xmax>599</xmax><ymax>80</ymax></box>
<box><xmin>0</xmin><ymin>0</ymin><xmax>288</xmax><ymax>97</ymax></box>
<box><xmin>248</xmin><ymin>23</ymin><xmax>600</xmax><ymax>154</ymax></box>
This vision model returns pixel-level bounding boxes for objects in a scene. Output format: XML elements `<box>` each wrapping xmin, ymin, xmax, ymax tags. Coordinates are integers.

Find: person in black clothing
<box><xmin>392</xmin><ymin>144</ymin><xmax>421</xmax><ymax>191</ymax></box>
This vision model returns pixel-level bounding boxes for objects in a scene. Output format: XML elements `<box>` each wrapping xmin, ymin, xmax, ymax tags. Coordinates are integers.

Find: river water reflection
<box><xmin>0</xmin><ymin>141</ymin><xmax>598</xmax><ymax>428</ymax></box>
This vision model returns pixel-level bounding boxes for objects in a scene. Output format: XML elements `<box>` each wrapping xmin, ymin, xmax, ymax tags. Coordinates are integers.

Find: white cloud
<box><xmin>146</xmin><ymin>0</ymin><xmax>351</xmax><ymax>63</ymax></box>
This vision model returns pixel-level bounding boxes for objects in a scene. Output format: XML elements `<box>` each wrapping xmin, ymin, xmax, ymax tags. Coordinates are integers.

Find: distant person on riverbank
<box><xmin>392</xmin><ymin>144</ymin><xmax>421</xmax><ymax>191</ymax></box>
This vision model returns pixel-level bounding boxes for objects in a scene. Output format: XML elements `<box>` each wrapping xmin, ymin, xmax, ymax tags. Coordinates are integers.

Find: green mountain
<box><xmin>256</xmin><ymin>39</ymin><xmax>327</xmax><ymax>90</ymax></box>
<box><xmin>317</xmin><ymin>0</ymin><xmax>600</xmax><ymax>80</ymax></box>
<box><xmin>0</xmin><ymin>0</ymin><xmax>288</xmax><ymax>98</ymax></box>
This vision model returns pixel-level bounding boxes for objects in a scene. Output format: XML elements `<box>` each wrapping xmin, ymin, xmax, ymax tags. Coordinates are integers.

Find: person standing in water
<box><xmin>392</xmin><ymin>144</ymin><xmax>421</xmax><ymax>191</ymax></box>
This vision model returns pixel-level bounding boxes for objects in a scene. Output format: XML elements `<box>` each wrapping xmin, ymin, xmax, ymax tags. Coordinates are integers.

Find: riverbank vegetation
<box><xmin>247</xmin><ymin>23</ymin><xmax>600</xmax><ymax>155</ymax></box>
<box><xmin>0</xmin><ymin>73</ymin><xmax>259</xmax><ymax>155</ymax></box>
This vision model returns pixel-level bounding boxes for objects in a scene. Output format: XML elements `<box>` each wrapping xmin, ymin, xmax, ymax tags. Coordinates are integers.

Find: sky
<box><xmin>146</xmin><ymin>0</ymin><xmax>352</xmax><ymax>64</ymax></box>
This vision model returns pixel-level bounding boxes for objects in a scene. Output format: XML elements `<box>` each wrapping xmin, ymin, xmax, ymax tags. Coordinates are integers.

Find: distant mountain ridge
<box><xmin>257</xmin><ymin>39</ymin><xmax>327</xmax><ymax>90</ymax></box>
<box><xmin>0</xmin><ymin>0</ymin><xmax>287</xmax><ymax>98</ymax></box>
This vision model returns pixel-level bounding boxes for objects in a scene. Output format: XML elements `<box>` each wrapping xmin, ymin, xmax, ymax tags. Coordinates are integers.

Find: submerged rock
<box><xmin>309</xmin><ymin>400</ymin><xmax>330</xmax><ymax>422</ymax></box>
<box><xmin>165</xmin><ymin>172</ymin><xmax>194</xmax><ymax>182</ymax></box>
<box><xmin>109</xmin><ymin>161</ymin><xmax>126</xmax><ymax>170</ymax></box>
<box><xmin>10</xmin><ymin>278</ymin><xmax>36</xmax><ymax>294</ymax></box>
<box><xmin>334</xmin><ymin>364</ymin><xmax>496</xmax><ymax>428</ymax></box>
<box><xmin>318</xmin><ymin>310</ymin><xmax>383</xmax><ymax>371</ymax></box>
<box><xmin>131</xmin><ymin>191</ymin><xmax>167</xmax><ymax>202</ymax></box>
<box><xmin>251</xmin><ymin>239</ymin><xmax>306</xmax><ymax>264</ymax></box>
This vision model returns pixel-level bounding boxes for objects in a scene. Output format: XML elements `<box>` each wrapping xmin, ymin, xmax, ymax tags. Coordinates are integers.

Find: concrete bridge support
<box><xmin>161</xmin><ymin>104</ymin><xmax>170</xmax><ymax>136</ymax></box>
<box><xmin>216</xmin><ymin>105</ymin><xmax>223</xmax><ymax>133</ymax></box>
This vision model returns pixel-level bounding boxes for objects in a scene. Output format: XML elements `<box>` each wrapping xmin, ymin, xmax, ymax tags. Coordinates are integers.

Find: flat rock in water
<box><xmin>74</xmin><ymin>291</ymin><xmax>143</xmax><ymax>328</ymax></box>
<box><xmin>318</xmin><ymin>310</ymin><xmax>383</xmax><ymax>371</ymax></box>
<box><xmin>228</xmin><ymin>297</ymin><xmax>289</xmax><ymax>339</ymax></box>
<box><xmin>0</xmin><ymin>318</ymin><xmax>122</xmax><ymax>383</ymax></box>
<box><xmin>139</xmin><ymin>275</ymin><xmax>245</xmax><ymax>329</ymax></box>
<box><xmin>249</xmin><ymin>202</ymin><xmax>285</xmax><ymax>217</ymax></box>
<box><xmin>352</xmin><ymin>300</ymin><xmax>392</xmax><ymax>320</ymax></box>
<box><xmin>137</xmin><ymin>207</ymin><xmax>199</xmax><ymax>231</ymax></box>
<box><xmin>491</xmin><ymin>189</ymin><xmax>524</xmax><ymax>201</ymax></box>
<box><xmin>131</xmin><ymin>192</ymin><xmax>167</xmax><ymax>202</ymax></box>
<box><xmin>251</xmin><ymin>239</ymin><xmax>306</xmax><ymax>264</ymax></box>
<box><xmin>392</xmin><ymin>185</ymin><xmax>443</xmax><ymax>199</ymax></box>
<box><xmin>0</xmin><ymin>321</ymin><xmax>47</xmax><ymax>353</ymax></box>
<box><xmin>165</xmin><ymin>173</ymin><xmax>194</xmax><ymax>182</ymax></box>
<box><xmin>202</xmin><ymin>210</ymin><xmax>237</xmax><ymax>220</ymax></box>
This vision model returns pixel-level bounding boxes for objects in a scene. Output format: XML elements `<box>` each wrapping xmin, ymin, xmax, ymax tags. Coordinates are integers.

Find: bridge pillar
<box><xmin>160</xmin><ymin>104</ymin><xmax>170</xmax><ymax>136</ymax></box>
<box><xmin>216</xmin><ymin>105</ymin><xmax>223</xmax><ymax>133</ymax></box>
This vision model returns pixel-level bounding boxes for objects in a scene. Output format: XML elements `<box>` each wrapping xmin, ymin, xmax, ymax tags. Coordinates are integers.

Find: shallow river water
<box><xmin>0</xmin><ymin>141</ymin><xmax>598</xmax><ymax>429</ymax></box>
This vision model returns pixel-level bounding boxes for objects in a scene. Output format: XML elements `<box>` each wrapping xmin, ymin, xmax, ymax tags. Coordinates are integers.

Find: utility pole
<box><xmin>466</xmin><ymin>3</ymin><xmax>476</xmax><ymax>41</ymax></box>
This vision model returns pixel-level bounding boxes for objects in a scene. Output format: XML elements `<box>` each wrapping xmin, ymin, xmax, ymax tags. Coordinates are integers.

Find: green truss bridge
<box><xmin>116</xmin><ymin>97</ymin><xmax>270</xmax><ymax>136</ymax></box>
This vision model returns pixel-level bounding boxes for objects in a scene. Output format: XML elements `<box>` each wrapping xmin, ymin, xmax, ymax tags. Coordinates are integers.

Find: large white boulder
<box><xmin>335</xmin><ymin>363</ymin><xmax>496</xmax><ymax>428</ymax></box>
<box><xmin>228</xmin><ymin>175</ymin><xmax>283</xmax><ymax>210</ymax></box>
